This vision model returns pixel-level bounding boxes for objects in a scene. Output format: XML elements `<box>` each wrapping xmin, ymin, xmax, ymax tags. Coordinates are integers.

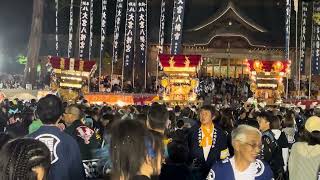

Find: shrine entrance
<box><xmin>201</xmin><ymin>58</ymin><xmax>249</xmax><ymax>78</ymax></box>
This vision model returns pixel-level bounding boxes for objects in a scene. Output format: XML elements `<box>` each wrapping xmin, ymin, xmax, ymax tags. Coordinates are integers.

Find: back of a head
<box><xmin>36</xmin><ymin>95</ymin><xmax>63</xmax><ymax>124</ymax></box>
<box><xmin>181</xmin><ymin>108</ymin><xmax>191</xmax><ymax>117</ymax></box>
<box><xmin>257</xmin><ymin>111</ymin><xmax>273</xmax><ymax>122</ymax></box>
<box><xmin>270</xmin><ymin>115</ymin><xmax>281</xmax><ymax>130</ymax></box>
<box><xmin>245</xmin><ymin>119</ymin><xmax>260</xmax><ymax>129</ymax></box>
<box><xmin>65</xmin><ymin>104</ymin><xmax>83</xmax><ymax>120</ymax></box>
<box><xmin>200</xmin><ymin>105</ymin><xmax>213</xmax><ymax>114</ymax></box>
<box><xmin>220</xmin><ymin>115</ymin><xmax>234</xmax><ymax>131</ymax></box>
<box><xmin>283</xmin><ymin>112</ymin><xmax>295</xmax><ymax>128</ymax></box>
<box><xmin>0</xmin><ymin>138</ymin><xmax>51</xmax><ymax>180</ymax></box>
<box><xmin>176</xmin><ymin>119</ymin><xmax>184</xmax><ymax>129</ymax></box>
<box><xmin>174</xmin><ymin>106</ymin><xmax>181</xmax><ymax>113</ymax></box>
<box><xmin>110</xmin><ymin>120</ymin><xmax>163</xmax><ymax>179</ymax></box>
<box><xmin>147</xmin><ymin>104</ymin><xmax>169</xmax><ymax>131</ymax></box>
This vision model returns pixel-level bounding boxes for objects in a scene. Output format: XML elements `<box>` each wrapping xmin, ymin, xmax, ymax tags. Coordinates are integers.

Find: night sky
<box><xmin>0</xmin><ymin>0</ymin><xmax>33</xmax><ymax>73</ymax></box>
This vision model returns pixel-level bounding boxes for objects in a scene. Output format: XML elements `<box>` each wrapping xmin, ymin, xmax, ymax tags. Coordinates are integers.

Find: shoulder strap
<box><xmin>264</xmin><ymin>131</ymin><xmax>278</xmax><ymax>147</ymax></box>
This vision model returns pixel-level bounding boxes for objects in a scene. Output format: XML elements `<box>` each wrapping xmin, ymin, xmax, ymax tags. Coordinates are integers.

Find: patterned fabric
<box><xmin>28</xmin><ymin>126</ymin><xmax>85</xmax><ymax>180</ymax></box>
<box><xmin>188</xmin><ymin>124</ymin><xmax>229</xmax><ymax>179</ymax></box>
<box><xmin>206</xmin><ymin>158</ymin><xmax>273</xmax><ymax>180</ymax></box>
<box><xmin>200</xmin><ymin>124</ymin><xmax>214</xmax><ymax>147</ymax></box>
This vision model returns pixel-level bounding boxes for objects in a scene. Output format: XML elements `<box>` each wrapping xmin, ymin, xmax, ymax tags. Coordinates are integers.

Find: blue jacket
<box><xmin>187</xmin><ymin>124</ymin><xmax>229</xmax><ymax>179</ymax></box>
<box><xmin>29</xmin><ymin>126</ymin><xmax>85</xmax><ymax>180</ymax></box>
<box><xmin>206</xmin><ymin>158</ymin><xmax>273</xmax><ymax>180</ymax></box>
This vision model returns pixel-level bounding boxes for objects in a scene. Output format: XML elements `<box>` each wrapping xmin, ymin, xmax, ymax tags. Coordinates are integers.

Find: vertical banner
<box><xmin>100</xmin><ymin>0</ymin><xmax>108</xmax><ymax>53</ymax></box>
<box><xmin>67</xmin><ymin>0</ymin><xmax>74</xmax><ymax>58</ymax></box>
<box><xmin>312</xmin><ymin>1</ymin><xmax>320</xmax><ymax>75</ymax></box>
<box><xmin>285</xmin><ymin>0</ymin><xmax>291</xmax><ymax>99</ymax></box>
<box><xmin>300</xmin><ymin>2</ymin><xmax>308</xmax><ymax>75</ymax></box>
<box><xmin>122</xmin><ymin>0</ymin><xmax>137</xmax><ymax>87</ymax></box>
<box><xmin>170</xmin><ymin>0</ymin><xmax>185</xmax><ymax>55</ymax></box>
<box><xmin>99</xmin><ymin>0</ymin><xmax>108</xmax><ymax>91</ymax></box>
<box><xmin>159</xmin><ymin>0</ymin><xmax>166</xmax><ymax>54</ymax></box>
<box><xmin>285</xmin><ymin>0</ymin><xmax>291</xmax><ymax>60</ymax></box>
<box><xmin>79</xmin><ymin>0</ymin><xmax>90</xmax><ymax>59</ymax></box>
<box><xmin>156</xmin><ymin>0</ymin><xmax>166</xmax><ymax>90</ymax></box>
<box><xmin>112</xmin><ymin>0</ymin><xmax>124</xmax><ymax>63</ymax></box>
<box><xmin>89</xmin><ymin>0</ymin><xmax>94</xmax><ymax>60</ymax></box>
<box><xmin>136</xmin><ymin>0</ymin><xmax>147</xmax><ymax>88</ymax></box>
<box><xmin>55</xmin><ymin>0</ymin><xmax>59</xmax><ymax>56</ymax></box>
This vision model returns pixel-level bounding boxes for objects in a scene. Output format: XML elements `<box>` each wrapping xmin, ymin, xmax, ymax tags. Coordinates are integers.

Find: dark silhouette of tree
<box><xmin>25</xmin><ymin>0</ymin><xmax>44</xmax><ymax>85</ymax></box>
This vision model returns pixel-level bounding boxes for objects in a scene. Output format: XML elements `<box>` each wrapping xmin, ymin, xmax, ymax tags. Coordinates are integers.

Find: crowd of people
<box><xmin>0</xmin><ymin>74</ymin><xmax>24</xmax><ymax>89</ymax></box>
<box><xmin>197</xmin><ymin>77</ymin><xmax>252</xmax><ymax>105</ymax></box>
<box><xmin>89</xmin><ymin>76</ymin><xmax>158</xmax><ymax>94</ymax></box>
<box><xmin>0</xmin><ymin>93</ymin><xmax>319</xmax><ymax>180</ymax></box>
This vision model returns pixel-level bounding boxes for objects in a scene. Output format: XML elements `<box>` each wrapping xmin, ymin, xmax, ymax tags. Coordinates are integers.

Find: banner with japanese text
<box><xmin>170</xmin><ymin>0</ymin><xmax>185</xmax><ymax>55</ymax></box>
<box><xmin>135</xmin><ymin>0</ymin><xmax>147</xmax><ymax>88</ymax></box>
<box><xmin>285</xmin><ymin>0</ymin><xmax>291</xmax><ymax>60</ymax></box>
<box><xmin>67</xmin><ymin>0</ymin><xmax>74</xmax><ymax>57</ymax></box>
<box><xmin>99</xmin><ymin>0</ymin><xmax>108</xmax><ymax>80</ymax></box>
<box><xmin>79</xmin><ymin>0</ymin><xmax>90</xmax><ymax>59</ymax></box>
<box><xmin>112</xmin><ymin>0</ymin><xmax>124</xmax><ymax>63</ymax></box>
<box><xmin>55</xmin><ymin>0</ymin><xmax>59</xmax><ymax>56</ymax></box>
<box><xmin>312</xmin><ymin>1</ymin><xmax>320</xmax><ymax>75</ymax></box>
<box><xmin>100</xmin><ymin>0</ymin><xmax>107</xmax><ymax>53</ymax></box>
<box><xmin>158</xmin><ymin>0</ymin><xmax>166</xmax><ymax>71</ymax></box>
<box><xmin>122</xmin><ymin>0</ymin><xmax>137</xmax><ymax>84</ymax></box>
<box><xmin>159</xmin><ymin>0</ymin><xmax>166</xmax><ymax>54</ymax></box>
<box><xmin>89</xmin><ymin>0</ymin><xmax>94</xmax><ymax>59</ymax></box>
<box><xmin>300</xmin><ymin>1</ymin><xmax>308</xmax><ymax>74</ymax></box>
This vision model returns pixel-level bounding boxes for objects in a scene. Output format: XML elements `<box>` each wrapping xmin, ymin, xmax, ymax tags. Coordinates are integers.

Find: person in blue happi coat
<box><xmin>206</xmin><ymin>125</ymin><xmax>273</xmax><ymax>180</ymax></box>
<box><xmin>28</xmin><ymin>95</ymin><xmax>85</xmax><ymax>180</ymax></box>
<box><xmin>187</xmin><ymin>105</ymin><xmax>229</xmax><ymax>180</ymax></box>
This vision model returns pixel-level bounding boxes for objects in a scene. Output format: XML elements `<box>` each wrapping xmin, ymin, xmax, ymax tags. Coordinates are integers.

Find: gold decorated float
<box><xmin>47</xmin><ymin>56</ymin><xmax>97</xmax><ymax>101</ymax></box>
<box><xmin>159</xmin><ymin>54</ymin><xmax>202</xmax><ymax>104</ymax></box>
<box><xmin>247</xmin><ymin>60</ymin><xmax>290</xmax><ymax>104</ymax></box>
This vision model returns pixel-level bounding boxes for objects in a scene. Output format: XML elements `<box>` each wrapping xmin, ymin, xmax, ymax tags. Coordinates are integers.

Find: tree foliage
<box><xmin>17</xmin><ymin>55</ymin><xmax>28</xmax><ymax>65</ymax></box>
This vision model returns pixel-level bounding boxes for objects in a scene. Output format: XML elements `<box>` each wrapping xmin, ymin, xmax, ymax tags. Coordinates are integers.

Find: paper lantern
<box><xmin>273</xmin><ymin>61</ymin><xmax>284</xmax><ymax>72</ymax></box>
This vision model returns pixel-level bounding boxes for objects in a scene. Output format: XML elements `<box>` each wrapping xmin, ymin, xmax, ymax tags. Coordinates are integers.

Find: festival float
<box><xmin>159</xmin><ymin>54</ymin><xmax>202</xmax><ymax>104</ymax></box>
<box><xmin>246</xmin><ymin>60</ymin><xmax>290</xmax><ymax>104</ymax></box>
<box><xmin>46</xmin><ymin>56</ymin><xmax>97</xmax><ymax>101</ymax></box>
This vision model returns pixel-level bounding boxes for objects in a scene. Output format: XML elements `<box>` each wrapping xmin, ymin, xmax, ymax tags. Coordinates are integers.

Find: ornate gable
<box><xmin>184</xmin><ymin>1</ymin><xmax>270</xmax><ymax>48</ymax></box>
<box><xmin>188</xmin><ymin>1</ymin><xmax>267</xmax><ymax>33</ymax></box>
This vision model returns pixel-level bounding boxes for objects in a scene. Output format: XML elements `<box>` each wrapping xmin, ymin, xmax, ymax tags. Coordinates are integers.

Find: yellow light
<box><xmin>59</xmin><ymin>83</ymin><xmax>82</xmax><ymax>88</ymax></box>
<box><xmin>257</xmin><ymin>84</ymin><xmax>277</xmax><ymax>88</ymax></box>
<box><xmin>278</xmin><ymin>77</ymin><xmax>283</xmax><ymax>83</ymax></box>
<box><xmin>116</xmin><ymin>100</ymin><xmax>126</xmax><ymax>107</ymax></box>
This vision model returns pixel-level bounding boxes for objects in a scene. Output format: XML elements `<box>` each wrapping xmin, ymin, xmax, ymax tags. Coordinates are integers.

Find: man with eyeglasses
<box><xmin>64</xmin><ymin>104</ymin><xmax>100</xmax><ymax>160</ymax></box>
<box><xmin>206</xmin><ymin>125</ymin><xmax>273</xmax><ymax>180</ymax></box>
